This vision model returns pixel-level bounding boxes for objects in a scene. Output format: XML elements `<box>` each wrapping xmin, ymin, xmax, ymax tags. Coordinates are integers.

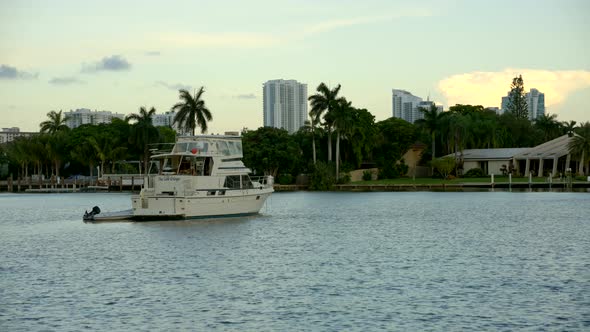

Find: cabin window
<box><xmin>241</xmin><ymin>175</ymin><xmax>254</xmax><ymax>189</ymax></box>
<box><xmin>187</xmin><ymin>141</ymin><xmax>208</xmax><ymax>154</ymax></box>
<box><xmin>174</xmin><ymin>142</ymin><xmax>189</xmax><ymax>153</ymax></box>
<box><xmin>218</xmin><ymin>190</ymin><xmax>226</xmax><ymax>196</ymax></box>
<box><xmin>217</xmin><ymin>141</ymin><xmax>231</xmax><ymax>156</ymax></box>
<box><xmin>207</xmin><ymin>190</ymin><xmax>216</xmax><ymax>196</ymax></box>
<box><xmin>227</xmin><ymin>141</ymin><xmax>242</xmax><ymax>155</ymax></box>
<box><xmin>224</xmin><ymin>175</ymin><xmax>241</xmax><ymax>189</ymax></box>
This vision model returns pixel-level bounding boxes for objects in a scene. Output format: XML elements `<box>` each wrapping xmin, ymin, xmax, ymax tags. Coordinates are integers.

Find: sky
<box><xmin>1</xmin><ymin>0</ymin><xmax>589</xmax><ymax>133</ymax></box>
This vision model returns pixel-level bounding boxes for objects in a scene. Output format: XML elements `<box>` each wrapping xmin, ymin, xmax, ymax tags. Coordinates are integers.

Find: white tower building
<box><xmin>65</xmin><ymin>108</ymin><xmax>125</xmax><ymax>128</ymax></box>
<box><xmin>392</xmin><ymin>89</ymin><xmax>442</xmax><ymax>123</ymax></box>
<box><xmin>263</xmin><ymin>79</ymin><xmax>308</xmax><ymax>133</ymax></box>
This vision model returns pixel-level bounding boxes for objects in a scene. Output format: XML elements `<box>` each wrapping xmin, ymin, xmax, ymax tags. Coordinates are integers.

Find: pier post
<box><xmin>131</xmin><ymin>176</ymin><xmax>135</xmax><ymax>192</ymax></box>
<box><xmin>28</xmin><ymin>177</ymin><xmax>32</xmax><ymax>190</ymax></box>
<box><xmin>8</xmin><ymin>176</ymin><xmax>13</xmax><ymax>192</ymax></box>
<box><xmin>549</xmin><ymin>172</ymin><xmax>552</xmax><ymax>190</ymax></box>
<box><xmin>119</xmin><ymin>176</ymin><xmax>123</xmax><ymax>192</ymax></box>
<box><xmin>17</xmin><ymin>177</ymin><xmax>21</xmax><ymax>192</ymax></box>
<box><xmin>509</xmin><ymin>173</ymin><xmax>512</xmax><ymax>191</ymax></box>
<box><xmin>529</xmin><ymin>172</ymin><xmax>532</xmax><ymax>190</ymax></box>
<box><xmin>491</xmin><ymin>173</ymin><xmax>494</xmax><ymax>189</ymax></box>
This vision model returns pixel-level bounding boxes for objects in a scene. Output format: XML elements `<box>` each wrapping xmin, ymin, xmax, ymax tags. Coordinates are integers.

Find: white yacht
<box><xmin>83</xmin><ymin>135</ymin><xmax>274</xmax><ymax>221</ymax></box>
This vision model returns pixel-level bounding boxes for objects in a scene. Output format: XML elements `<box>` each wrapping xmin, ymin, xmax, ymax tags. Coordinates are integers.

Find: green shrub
<box><xmin>463</xmin><ymin>168</ymin><xmax>485</xmax><ymax>178</ymax></box>
<box><xmin>378</xmin><ymin>159</ymin><xmax>408</xmax><ymax>180</ymax></box>
<box><xmin>276</xmin><ymin>174</ymin><xmax>294</xmax><ymax>185</ymax></box>
<box><xmin>431</xmin><ymin>157</ymin><xmax>456</xmax><ymax>180</ymax></box>
<box><xmin>336</xmin><ymin>173</ymin><xmax>351</xmax><ymax>184</ymax></box>
<box><xmin>309</xmin><ymin>161</ymin><xmax>335</xmax><ymax>190</ymax></box>
<box><xmin>362</xmin><ymin>170</ymin><xmax>373</xmax><ymax>181</ymax></box>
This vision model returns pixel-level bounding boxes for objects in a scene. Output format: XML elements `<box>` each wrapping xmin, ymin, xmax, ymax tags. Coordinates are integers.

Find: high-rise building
<box><xmin>392</xmin><ymin>89</ymin><xmax>442</xmax><ymax>123</ymax></box>
<box><xmin>0</xmin><ymin>127</ymin><xmax>36</xmax><ymax>144</ymax></box>
<box><xmin>526</xmin><ymin>88</ymin><xmax>545</xmax><ymax>120</ymax></box>
<box><xmin>65</xmin><ymin>108</ymin><xmax>125</xmax><ymax>128</ymax></box>
<box><xmin>152</xmin><ymin>111</ymin><xmax>189</xmax><ymax>135</ymax></box>
<box><xmin>263</xmin><ymin>79</ymin><xmax>308</xmax><ymax>133</ymax></box>
<box><xmin>500</xmin><ymin>88</ymin><xmax>545</xmax><ymax>120</ymax></box>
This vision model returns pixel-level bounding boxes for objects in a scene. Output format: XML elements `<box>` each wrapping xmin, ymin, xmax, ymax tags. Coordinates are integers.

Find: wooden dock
<box><xmin>0</xmin><ymin>176</ymin><xmax>143</xmax><ymax>193</ymax></box>
<box><xmin>2</xmin><ymin>177</ymin><xmax>588</xmax><ymax>193</ymax></box>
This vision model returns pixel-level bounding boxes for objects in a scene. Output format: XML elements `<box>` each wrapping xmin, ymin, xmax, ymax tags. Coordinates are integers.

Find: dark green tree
<box><xmin>534</xmin><ymin>113</ymin><xmax>562</xmax><ymax>142</ymax></box>
<box><xmin>348</xmin><ymin>108</ymin><xmax>376</xmax><ymax>167</ymax></box>
<box><xmin>172</xmin><ymin>87</ymin><xmax>212</xmax><ymax>136</ymax></box>
<box><xmin>332</xmin><ymin>97</ymin><xmax>355</xmax><ymax>179</ymax></box>
<box><xmin>40</xmin><ymin>110</ymin><xmax>70</xmax><ymax>134</ymax></box>
<box><xmin>415</xmin><ymin>104</ymin><xmax>445</xmax><ymax>169</ymax></box>
<box><xmin>506</xmin><ymin>75</ymin><xmax>529</xmax><ymax>120</ymax></box>
<box><xmin>308</xmin><ymin>83</ymin><xmax>343</xmax><ymax>162</ymax></box>
<box><xmin>562</xmin><ymin>120</ymin><xmax>577</xmax><ymax>137</ymax></box>
<box><xmin>374</xmin><ymin>117</ymin><xmax>416</xmax><ymax>179</ymax></box>
<box><xmin>569</xmin><ymin>122</ymin><xmax>590</xmax><ymax>175</ymax></box>
<box><xmin>242</xmin><ymin>127</ymin><xmax>300</xmax><ymax>177</ymax></box>
<box><xmin>125</xmin><ymin>106</ymin><xmax>160</xmax><ymax>174</ymax></box>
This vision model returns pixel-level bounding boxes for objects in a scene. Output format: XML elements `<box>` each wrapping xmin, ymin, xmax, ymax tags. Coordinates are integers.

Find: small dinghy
<box><xmin>83</xmin><ymin>206</ymin><xmax>134</xmax><ymax>222</ymax></box>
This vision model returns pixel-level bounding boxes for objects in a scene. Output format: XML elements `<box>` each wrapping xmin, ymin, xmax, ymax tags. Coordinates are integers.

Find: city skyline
<box><xmin>1</xmin><ymin>0</ymin><xmax>589</xmax><ymax>133</ymax></box>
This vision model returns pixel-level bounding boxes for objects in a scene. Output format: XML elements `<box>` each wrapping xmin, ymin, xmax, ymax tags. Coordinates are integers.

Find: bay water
<box><xmin>1</xmin><ymin>191</ymin><xmax>589</xmax><ymax>331</ymax></box>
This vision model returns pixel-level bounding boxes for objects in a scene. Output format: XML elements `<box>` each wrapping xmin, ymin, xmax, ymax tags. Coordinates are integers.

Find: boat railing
<box><xmin>251</xmin><ymin>175</ymin><xmax>274</xmax><ymax>188</ymax></box>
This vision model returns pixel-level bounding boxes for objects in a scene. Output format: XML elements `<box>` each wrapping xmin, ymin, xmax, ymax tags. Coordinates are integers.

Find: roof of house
<box><xmin>443</xmin><ymin>134</ymin><xmax>579</xmax><ymax>161</ymax></box>
<box><xmin>446</xmin><ymin>148</ymin><xmax>530</xmax><ymax>161</ymax></box>
<box><xmin>513</xmin><ymin>134</ymin><xmax>576</xmax><ymax>160</ymax></box>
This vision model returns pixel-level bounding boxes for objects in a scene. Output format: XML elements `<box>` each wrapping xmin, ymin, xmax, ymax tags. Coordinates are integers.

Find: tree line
<box><xmin>1</xmin><ymin>79</ymin><xmax>589</xmax><ymax>184</ymax></box>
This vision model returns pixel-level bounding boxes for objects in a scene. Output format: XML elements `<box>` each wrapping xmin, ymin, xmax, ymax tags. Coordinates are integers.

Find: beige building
<box><xmin>0</xmin><ymin>127</ymin><xmax>36</xmax><ymax>144</ymax></box>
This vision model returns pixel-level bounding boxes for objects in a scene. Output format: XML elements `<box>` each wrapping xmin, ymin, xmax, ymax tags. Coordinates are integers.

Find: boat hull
<box><xmin>131</xmin><ymin>189</ymin><xmax>272</xmax><ymax>219</ymax></box>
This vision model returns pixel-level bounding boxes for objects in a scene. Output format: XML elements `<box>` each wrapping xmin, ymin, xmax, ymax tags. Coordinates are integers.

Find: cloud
<box><xmin>0</xmin><ymin>64</ymin><xmax>38</xmax><ymax>79</ymax></box>
<box><xmin>233</xmin><ymin>93</ymin><xmax>256</xmax><ymax>100</ymax></box>
<box><xmin>49</xmin><ymin>77</ymin><xmax>85</xmax><ymax>85</ymax></box>
<box><xmin>145</xmin><ymin>51</ymin><xmax>161</xmax><ymax>56</ymax></box>
<box><xmin>82</xmin><ymin>55</ymin><xmax>131</xmax><ymax>73</ymax></box>
<box><xmin>156</xmin><ymin>81</ymin><xmax>193</xmax><ymax>91</ymax></box>
<box><xmin>156</xmin><ymin>32</ymin><xmax>278</xmax><ymax>48</ymax></box>
<box><xmin>303</xmin><ymin>10</ymin><xmax>433</xmax><ymax>35</ymax></box>
<box><xmin>438</xmin><ymin>69</ymin><xmax>590</xmax><ymax>109</ymax></box>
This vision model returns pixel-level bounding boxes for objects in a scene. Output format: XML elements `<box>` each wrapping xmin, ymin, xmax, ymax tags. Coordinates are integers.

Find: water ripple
<box><xmin>0</xmin><ymin>192</ymin><xmax>588</xmax><ymax>331</ymax></box>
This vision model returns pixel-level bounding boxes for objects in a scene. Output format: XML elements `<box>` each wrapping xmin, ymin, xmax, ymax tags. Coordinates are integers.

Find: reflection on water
<box><xmin>0</xmin><ymin>192</ymin><xmax>589</xmax><ymax>331</ymax></box>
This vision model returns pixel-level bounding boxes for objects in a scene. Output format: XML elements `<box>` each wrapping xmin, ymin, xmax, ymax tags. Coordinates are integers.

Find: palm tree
<box><xmin>562</xmin><ymin>120</ymin><xmax>577</xmax><ymax>137</ymax></box>
<box><xmin>331</xmin><ymin>98</ymin><xmax>355</xmax><ymax>179</ymax></box>
<box><xmin>171</xmin><ymin>87</ymin><xmax>212</xmax><ymax>136</ymax></box>
<box><xmin>308</xmin><ymin>83</ymin><xmax>342</xmax><ymax>162</ymax></box>
<box><xmin>40</xmin><ymin>110</ymin><xmax>70</xmax><ymax>134</ymax></box>
<box><xmin>71</xmin><ymin>138</ymin><xmax>99</xmax><ymax>177</ymax></box>
<box><xmin>125</xmin><ymin>106</ymin><xmax>159</xmax><ymax>174</ymax></box>
<box><xmin>45</xmin><ymin>131</ymin><xmax>69</xmax><ymax>178</ymax></box>
<box><xmin>534</xmin><ymin>113</ymin><xmax>561</xmax><ymax>142</ymax></box>
<box><xmin>88</xmin><ymin>135</ymin><xmax>128</xmax><ymax>176</ymax></box>
<box><xmin>416</xmin><ymin>105</ymin><xmax>445</xmax><ymax>172</ymax></box>
<box><xmin>568</xmin><ymin>122</ymin><xmax>590</xmax><ymax>175</ymax></box>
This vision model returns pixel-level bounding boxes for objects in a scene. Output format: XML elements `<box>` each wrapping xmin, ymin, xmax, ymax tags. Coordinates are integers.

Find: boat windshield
<box><xmin>216</xmin><ymin>140</ymin><xmax>242</xmax><ymax>156</ymax></box>
<box><xmin>174</xmin><ymin>141</ymin><xmax>209</xmax><ymax>154</ymax></box>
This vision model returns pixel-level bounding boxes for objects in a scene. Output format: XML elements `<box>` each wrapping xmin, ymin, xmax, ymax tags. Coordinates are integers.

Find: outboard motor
<box><xmin>83</xmin><ymin>206</ymin><xmax>101</xmax><ymax>221</ymax></box>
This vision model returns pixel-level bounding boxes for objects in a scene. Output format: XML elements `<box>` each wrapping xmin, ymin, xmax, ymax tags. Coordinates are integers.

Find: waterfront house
<box><xmin>448</xmin><ymin>134</ymin><xmax>580</xmax><ymax>177</ymax></box>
